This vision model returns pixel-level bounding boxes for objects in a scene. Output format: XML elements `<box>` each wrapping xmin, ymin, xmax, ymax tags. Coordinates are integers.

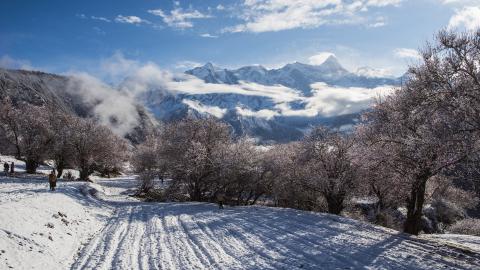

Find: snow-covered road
<box><xmin>72</xmin><ymin>178</ymin><xmax>480</xmax><ymax>270</ymax></box>
<box><xmin>73</xmin><ymin>201</ymin><xmax>480</xmax><ymax>270</ymax></box>
<box><xmin>1</xmin><ymin>173</ymin><xmax>480</xmax><ymax>270</ymax></box>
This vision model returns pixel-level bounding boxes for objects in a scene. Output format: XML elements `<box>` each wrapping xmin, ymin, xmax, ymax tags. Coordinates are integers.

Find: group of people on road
<box><xmin>3</xmin><ymin>161</ymin><xmax>14</xmax><ymax>176</ymax></box>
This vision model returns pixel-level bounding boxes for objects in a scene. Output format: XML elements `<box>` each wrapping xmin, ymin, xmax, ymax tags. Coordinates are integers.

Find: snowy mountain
<box><xmin>0</xmin><ymin>56</ymin><xmax>401</xmax><ymax>143</ymax></box>
<box><xmin>138</xmin><ymin>56</ymin><xmax>401</xmax><ymax>142</ymax></box>
<box><xmin>186</xmin><ymin>55</ymin><xmax>400</xmax><ymax>94</ymax></box>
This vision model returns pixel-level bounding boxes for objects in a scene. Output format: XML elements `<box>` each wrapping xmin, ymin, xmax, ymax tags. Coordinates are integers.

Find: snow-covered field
<box><xmin>1</xmin><ymin>158</ymin><xmax>480</xmax><ymax>269</ymax></box>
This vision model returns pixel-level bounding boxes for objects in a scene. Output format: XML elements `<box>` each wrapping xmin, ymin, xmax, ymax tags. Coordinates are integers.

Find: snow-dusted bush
<box><xmin>431</xmin><ymin>200</ymin><xmax>466</xmax><ymax>225</ymax></box>
<box><xmin>297</xmin><ymin>127</ymin><xmax>358</xmax><ymax>214</ymax></box>
<box><xmin>157</xmin><ymin>117</ymin><xmax>232</xmax><ymax>201</ymax></box>
<box><xmin>70</xmin><ymin>117</ymin><xmax>128</xmax><ymax>180</ymax></box>
<box><xmin>448</xmin><ymin>219</ymin><xmax>480</xmax><ymax>236</ymax></box>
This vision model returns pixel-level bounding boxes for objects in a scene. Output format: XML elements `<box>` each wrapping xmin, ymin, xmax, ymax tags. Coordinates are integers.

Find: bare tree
<box><xmin>266</xmin><ymin>142</ymin><xmax>317</xmax><ymax>210</ymax></box>
<box><xmin>219</xmin><ymin>138</ymin><xmax>272</xmax><ymax>205</ymax></box>
<box><xmin>298</xmin><ymin>127</ymin><xmax>358</xmax><ymax>215</ymax></box>
<box><xmin>0</xmin><ymin>98</ymin><xmax>22</xmax><ymax>158</ymax></box>
<box><xmin>359</xmin><ymin>30</ymin><xmax>480</xmax><ymax>234</ymax></box>
<box><xmin>70</xmin><ymin>118</ymin><xmax>127</xmax><ymax>180</ymax></box>
<box><xmin>47</xmin><ymin>109</ymin><xmax>76</xmax><ymax>178</ymax></box>
<box><xmin>161</xmin><ymin>117</ymin><xmax>232</xmax><ymax>201</ymax></box>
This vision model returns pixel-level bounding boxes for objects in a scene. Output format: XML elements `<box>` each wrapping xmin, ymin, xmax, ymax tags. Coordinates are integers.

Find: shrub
<box><xmin>448</xmin><ymin>219</ymin><xmax>480</xmax><ymax>236</ymax></box>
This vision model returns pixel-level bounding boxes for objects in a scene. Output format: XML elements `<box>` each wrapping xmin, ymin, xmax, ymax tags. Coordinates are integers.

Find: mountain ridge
<box><xmin>186</xmin><ymin>56</ymin><xmax>401</xmax><ymax>94</ymax></box>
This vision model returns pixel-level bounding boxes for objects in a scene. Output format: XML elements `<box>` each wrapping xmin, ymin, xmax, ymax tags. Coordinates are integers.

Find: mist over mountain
<box><xmin>0</xmin><ymin>68</ymin><xmax>157</xmax><ymax>144</ymax></box>
<box><xmin>0</xmin><ymin>55</ymin><xmax>400</xmax><ymax>143</ymax></box>
<box><xmin>140</xmin><ymin>56</ymin><xmax>400</xmax><ymax>142</ymax></box>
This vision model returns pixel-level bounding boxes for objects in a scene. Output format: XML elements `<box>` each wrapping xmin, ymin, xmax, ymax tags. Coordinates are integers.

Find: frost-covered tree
<box><xmin>299</xmin><ymin>127</ymin><xmax>358</xmax><ymax>214</ymax></box>
<box><xmin>218</xmin><ymin>138</ymin><xmax>273</xmax><ymax>205</ymax></box>
<box><xmin>360</xmin><ymin>30</ymin><xmax>480</xmax><ymax>234</ymax></box>
<box><xmin>0</xmin><ymin>102</ymin><xmax>54</xmax><ymax>173</ymax></box>
<box><xmin>70</xmin><ymin>118</ymin><xmax>127</xmax><ymax>180</ymax></box>
<box><xmin>268</xmin><ymin>142</ymin><xmax>315</xmax><ymax>210</ymax></box>
<box><xmin>16</xmin><ymin>104</ymin><xmax>54</xmax><ymax>173</ymax></box>
<box><xmin>0</xmin><ymin>98</ymin><xmax>22</xmax><ymax>158</ymax></box>
<box><xmin>47</xmin><ymin>109</ymin><xmax>76</xmax><ymax>178</ymax></box>
<box><xmin>353</xmin><ymin>131</ymin><xmax>408</xmax><ymax>213</ymax></box>
<box><xmin>161</xmin><ymin>117</ymin><xmax>232</xmax><ymax>201</ymax></box>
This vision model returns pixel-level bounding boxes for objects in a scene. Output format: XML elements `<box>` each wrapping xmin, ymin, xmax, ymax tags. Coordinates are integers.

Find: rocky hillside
<box><xmin>0</xmin><ymin>68</ymin><xmax>157</xmax><ymax>144</ymax></box>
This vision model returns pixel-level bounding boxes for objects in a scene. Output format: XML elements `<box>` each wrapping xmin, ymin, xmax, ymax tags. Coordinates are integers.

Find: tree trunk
<box><xmin>79</xmin><ymin>168</ymin><xmax>90</xmax><ymax>181</ymax></box>
<box><xmin>190</xmin><ymin>184</ymin><xmax>202</xmax><ymax>201</ymax></box>
<box><xmin>56</xmin><ymin>159</ymin><xmax>65</xmax><ymax>178</ymax></box>
<box><xmin>57</xmin><ymin>167</ymin><xmax>64</xmax><ymax>179</ymax></box>
<box><xmin>404</xmin><ymin>173</ymin><xmax>429</xmax><ymax>235</ymax></box>
<box><xmin>25</xmin><ymin>159</ymin><xmax>38</xmax><ymax>174</ymax></box>
<box><xmin>325</xmin><ymin>194</ymin><xmax>345</xmax><ymax>215</ymax></box>
<box><xmin>14</xmin><ymin>144</ymin><xmax>21</xmax><ymax>160</ymax></box>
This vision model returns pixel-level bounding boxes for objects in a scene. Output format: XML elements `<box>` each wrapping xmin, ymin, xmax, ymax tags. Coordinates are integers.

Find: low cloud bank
<box><xmin>66</xmin><ymin>73</ymin><xmax>140</xmax><ymax>136</ymax></box>
<box><xmin>63</xmin><ymin>53</ymin><xmax>397</xmax><ymax>134</ymax></box>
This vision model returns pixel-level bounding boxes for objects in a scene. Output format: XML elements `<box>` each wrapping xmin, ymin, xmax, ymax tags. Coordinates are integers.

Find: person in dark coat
<box><xmin>216</xmin><ymin>191</ymin><xmax>226</xmax><ymax>209</ymax></box>
<box><xmin>3</xmin><ymin>162</ymin><xmax>9</xmax><ymax>176</ymax></box>
<box><xmin>48</xmin><ymin>170</ymin><xmax>57</xmax><ymax>191</ymax></box>
<box><xmin>10</xmin><ymin>162</ymin><xmax>14</xmax><ymax>174</ymax></box>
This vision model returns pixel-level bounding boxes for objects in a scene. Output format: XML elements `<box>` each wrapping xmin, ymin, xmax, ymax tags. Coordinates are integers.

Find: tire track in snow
<box><xmin>178</xmin><ymin>214</ymin><xmax>243</xmax><ymax>269</ymax></box>
<box><xmin>71</xmin><ymin>195</ymin><xmax>480</xmax><ymax>270</ymax></box>
<box><xmin>228</xmin><ymin>212</ymin><xmax>352</xmax><ymax>269</ymax></box>
<box><xmin>162</xmin><ymin>214</ymin><xmax>206</xmax><ymax>269</ymax></box>
<box><xmin>234</xmin><ymin>210</ymin><xmax>406</xmax><ymax>270</ymax></box>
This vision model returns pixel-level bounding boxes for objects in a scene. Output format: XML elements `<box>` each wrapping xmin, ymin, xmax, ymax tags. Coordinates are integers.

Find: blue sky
<box><xmin>1</xmin><ymin>0</ymin><xmax>479</xmax><ymax>79</ymax></box>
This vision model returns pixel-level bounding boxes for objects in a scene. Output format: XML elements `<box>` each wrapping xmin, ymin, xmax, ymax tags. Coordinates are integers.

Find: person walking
<box><xmin>10</xmin><ymin>162</ymin><xmax>14</xmax><ymax>175</ymax></box>
<box><xmin>48</xmin><ymin>170</ymin><xmax>57</xmax><ymax>191</ymax></box>
<box><xmin>3</xmin><ymin>162</ymin><xmax>9</xmax><ymax>176</ymax></box>
<box><xmin>216</xmin><ymin>191</ymin><xmax>226</xmax><ymax>209</ymax></box>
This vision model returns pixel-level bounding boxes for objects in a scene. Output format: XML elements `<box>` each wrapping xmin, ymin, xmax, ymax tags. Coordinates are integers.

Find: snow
<box><xmin>0</xmin><ymin>176</ymin><xmax>113</xmax><ymax>269</ymax></box>
<box><xmin>421</xmin><ymin>234</ymin><xmax>480</xmax><ymax>253</ymax></box>
<box><xmin>1</xmin><ymin>156</ymin><xmax>480</xmax><ymax>269</ymax></box>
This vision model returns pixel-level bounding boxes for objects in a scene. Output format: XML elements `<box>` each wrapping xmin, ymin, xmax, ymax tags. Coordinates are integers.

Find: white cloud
<box><xmin>368</xmin><ymin>16</ymin><xmax>387</xmax><ymax>28</ymax></box>
<box><xmin>93</xmin><ymin>26</ymin><xmax>106</xmax><ymax>35</ymax></box>
<box><xmin>393</xmin><ymin>48</ymin><xmax>422</xmax><ymax>59</ymax></box>
<box><xmin>115</xmin><ymin>15</ymin><xmax>150</xmax><ymax>25</ymax></box>
<box><xmin>308</xmin><ymin>52</ymin><xmax>336</xmax><ymax>65</ymax></box>
<box><xmin>275</xmin><ymin>83</ymin><xmax>395</xmax><ymax>118</ymax></box>
<box><xmin>366</xmin><ymin>0</ymin><xmax>403</xmax><ymax>7</ymax></box>
<box><xmin>439</xmin><ymin>0</ymin><xmax>478</xmax><ymax>4</ymax></box>
<box><xmin>224</xmin><ymin>0</ymin><xmax>404</xmax><ymax>33</ymax></box>
<box><xmin>216</xmin><ymin>4</ymin><xmax>225</xmax><ymax>10</ymax></box>
<box><xmin>66</xmin><ymin>72</ymin><xmax>140</xmax><ymax>136</ymax></box>
<box><xmin>174</xmin><ymin>60</ymin><xmax>202</xmax><ymax>70</ymax></box>
<box><xmin>77</xmin><ymin>14</ymin><xmax>111</xmax><ymax>22</ymax></box>
<box><xmin>0</xmin><ymin>55</ymin><xmax>33</xmax><ymax>70</ymax></box>
<box><xmin>356</xmin><ymin>66</ymin><xmax>394</xmax><ymax>78</ymax></box>
<box><xmin>448</xmin><ymin>6</ymin><xmax>480</xmax><ymax>31</ymax></box>
<box><xmin>182</xmin><ymin>99</ymin><xmax>227</xmax><ymax>118</ymax></box>
<box><xmin>148</xmin><ymin>7</ymin><xmax>211</xmax><ymax>29</ymax></box>
<box><xmin>100</xmin><ymin>52</ymin><xmax>141</xmax><ymax>83</ymax></box>
<box><xmin>200</xmin><ymin>33</ymin><xmax>218</xmax><ymax>38</ymax></box>
<box><xmin>91</xmin><ymin>16</ymin><xmax>111</xmax><ymax>22</ymax></box>
<box><xmin>236</xmin><ymin>107</ymin><xmax>279</xmax><ymax>120</ymax></box>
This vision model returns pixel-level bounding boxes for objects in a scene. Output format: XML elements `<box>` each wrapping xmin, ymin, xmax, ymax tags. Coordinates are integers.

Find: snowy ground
<box><xmin>1</xmin><ymin>158</ymin><xmax>480</xmax><ymax>269</ymax></box>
